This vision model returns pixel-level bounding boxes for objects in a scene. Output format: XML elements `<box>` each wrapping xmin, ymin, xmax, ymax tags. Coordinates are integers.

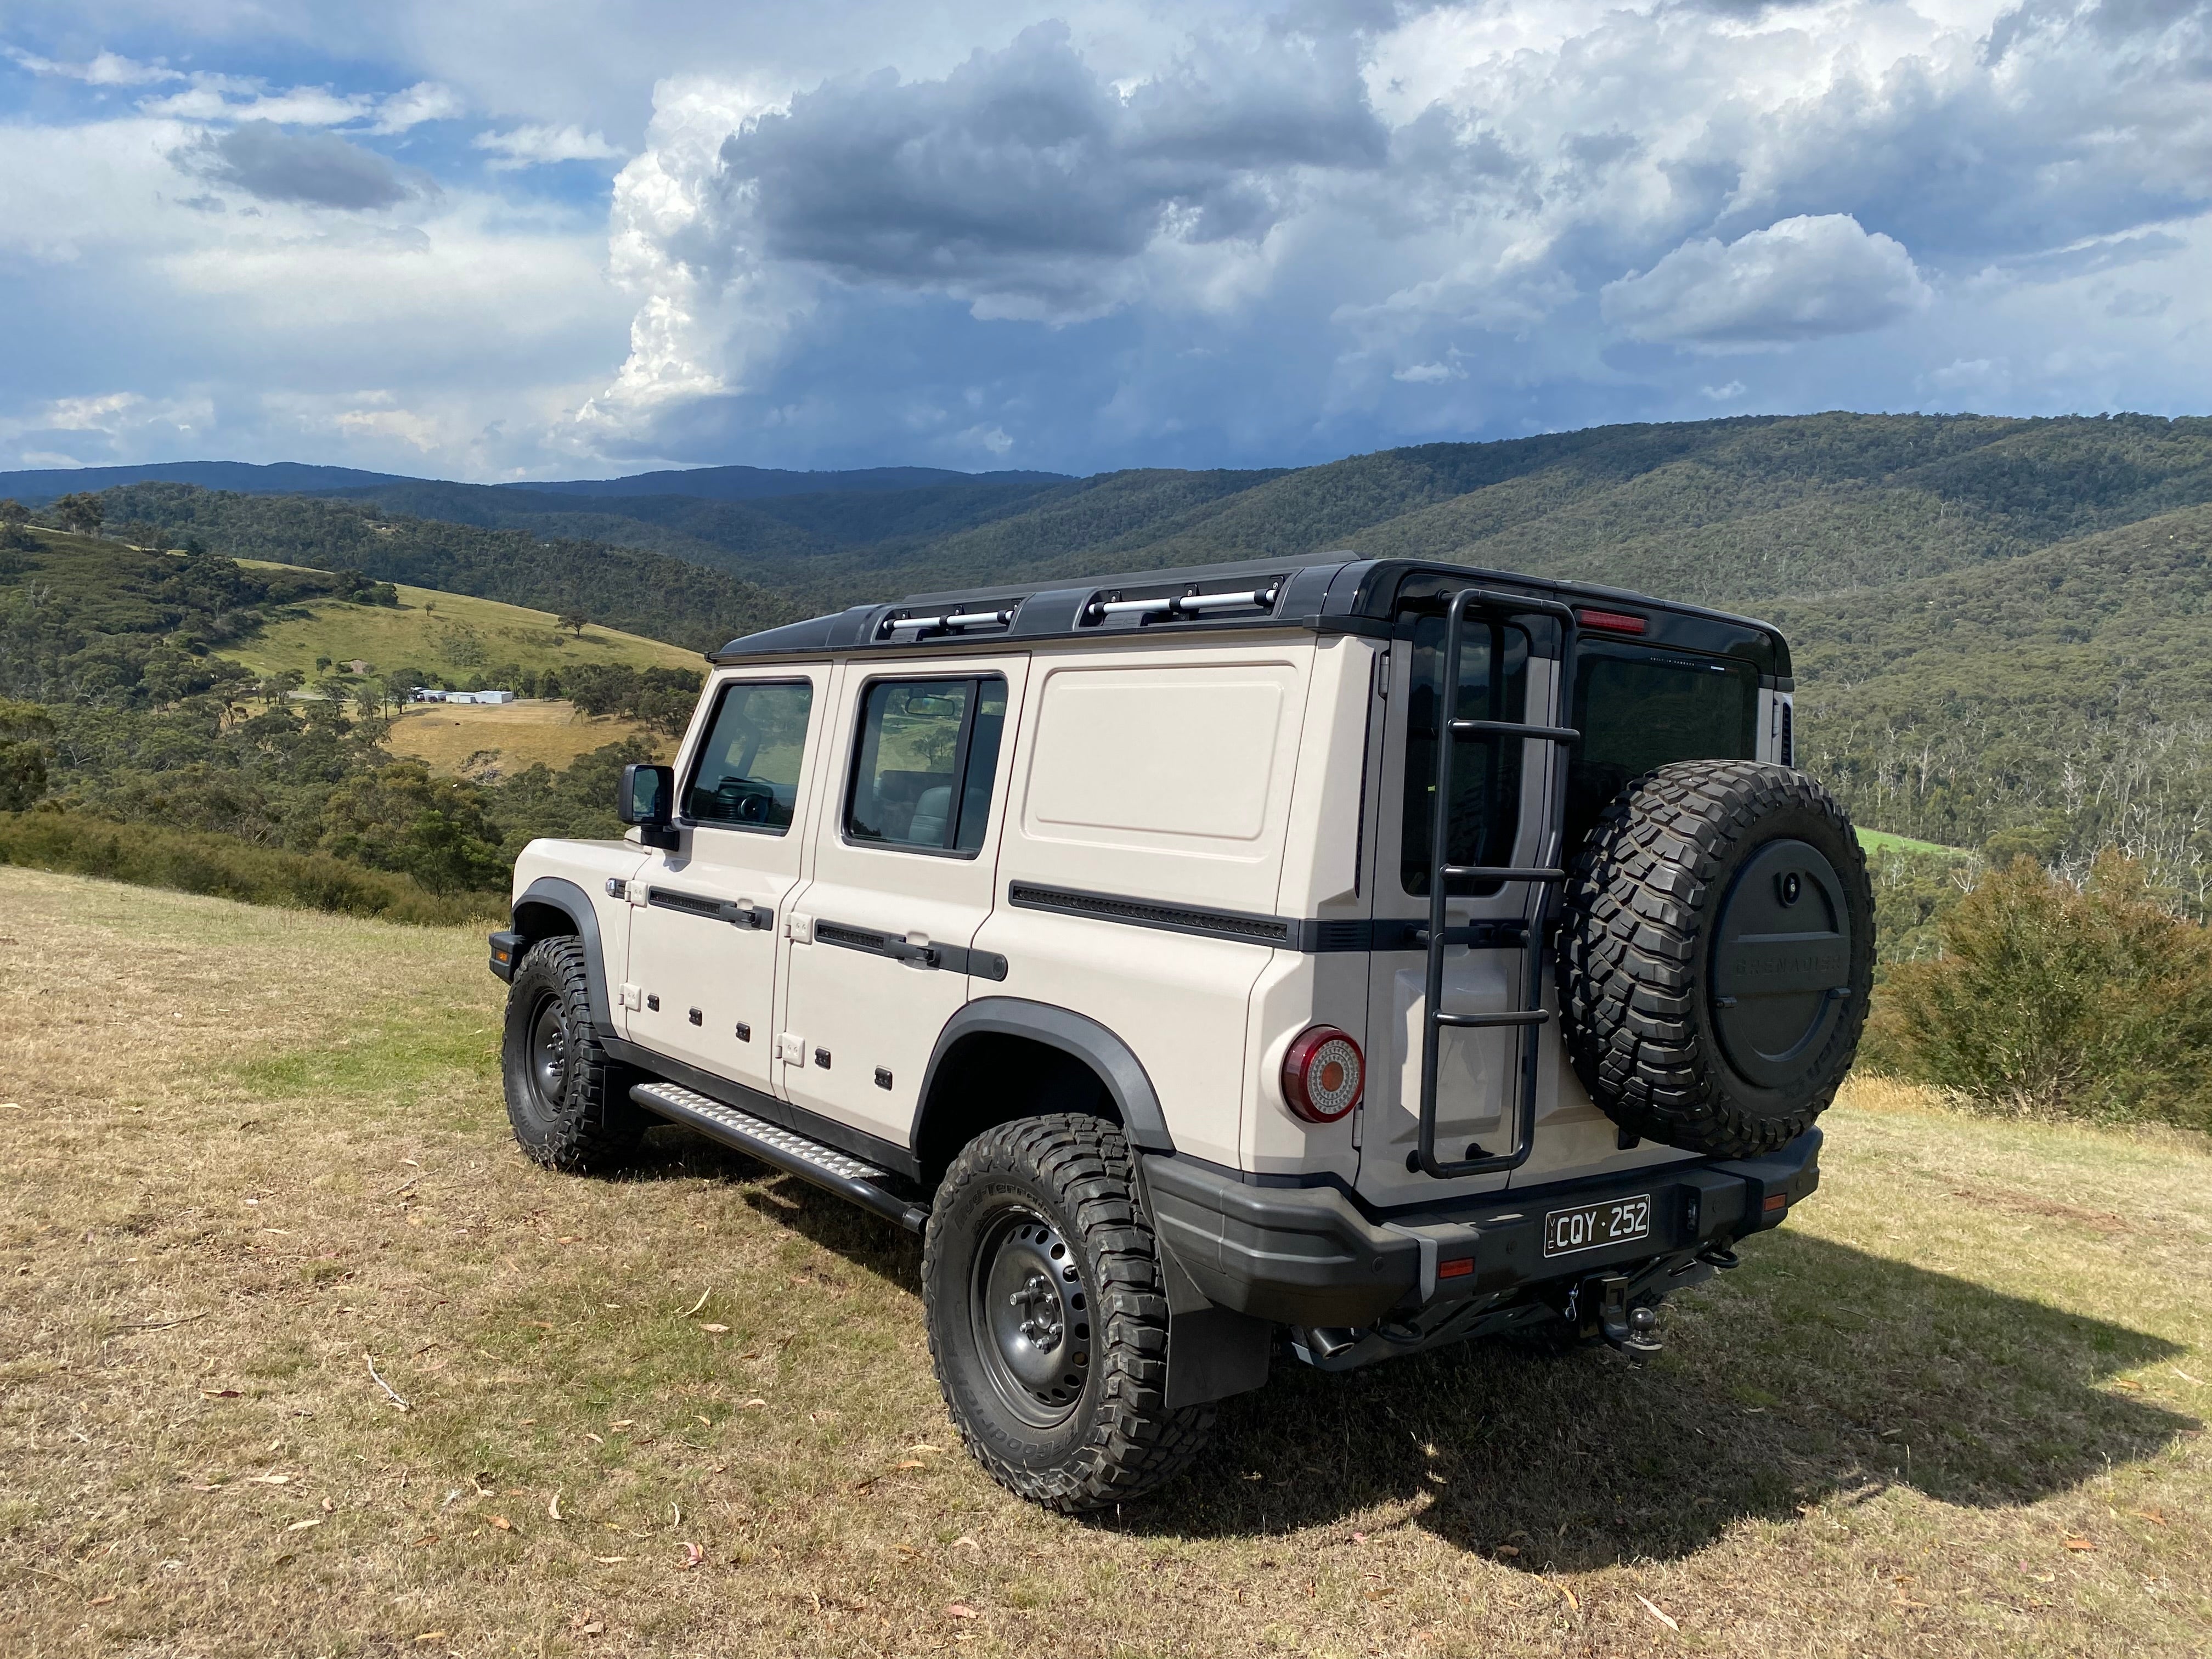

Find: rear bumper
<box><xmin>1143</xmin><ymin>1128</ymin><xmax>1820</xmax><ymax>1329</ymax></box>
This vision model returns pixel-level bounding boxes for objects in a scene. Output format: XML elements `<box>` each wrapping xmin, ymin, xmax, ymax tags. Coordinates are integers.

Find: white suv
<box><xmin>489</xmin><ymin>555</ymin><xmax>1872</xmax><ymax>1510</ymax></box>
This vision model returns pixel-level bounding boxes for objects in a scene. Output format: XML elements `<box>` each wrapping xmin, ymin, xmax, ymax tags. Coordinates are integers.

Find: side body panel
<box><xmin>976</xmin><ymin>636</ymin><xmax>1313</xmax><ymax>1172</ymax></box>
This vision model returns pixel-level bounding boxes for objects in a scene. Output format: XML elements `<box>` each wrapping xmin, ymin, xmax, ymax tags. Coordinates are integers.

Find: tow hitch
<box><xmin>1592</xmin><ymin>1275</ymin><xmax>1662</xmax><ymax>1362</ymax></box>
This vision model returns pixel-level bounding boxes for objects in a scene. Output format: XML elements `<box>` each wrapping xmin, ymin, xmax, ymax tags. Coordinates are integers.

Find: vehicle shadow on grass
<box><xmin>1123</xmin><ymin>1230</ymin><xmax>2197</xmax><ymax>1567</ymax></box>
<box><xmin>621</xmin><ymin>1133</ymin><xmax>2196</xmax><ymax>1568</ymax></box>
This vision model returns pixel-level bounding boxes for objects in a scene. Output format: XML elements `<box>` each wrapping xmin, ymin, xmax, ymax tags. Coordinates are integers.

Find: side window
<box><xmin>685</xmin><ymin>679</ymin><xmax>814</xmax><ymax>832</ymax></box>
<box><xmin>845</xmin><ymin>676</ymin><xmax>1009</xmax><ymax>855</ymax></box>
<box><xmin>1400</xmin><ymin>616</ymin><xmax>1530</xmax><ymax>896</ymax></box>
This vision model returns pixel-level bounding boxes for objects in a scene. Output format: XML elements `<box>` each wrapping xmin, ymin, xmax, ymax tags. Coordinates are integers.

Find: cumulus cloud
<box><xmin>5</xmin><ymin>47</ymin><xmax>181</xmax><ymax>86</ymax></box>
<box><xmin>178</xmin><ymin>120</ymin><xmax>425</xmax><ymax>210</ymax></box>
<box><xmin>709</xmin><ymin>24</ymin><xmax>1383</xmax><ymax>314</ymax></box>
<box><xmin>473</xmin><ymin>123</ymin><xmax>623</xmax><ymax>168</ymax></box>
<box><xmin>1601</xmin><ymin>216</ymin><xmax>1933</xmax><ymax>348</ymax></box>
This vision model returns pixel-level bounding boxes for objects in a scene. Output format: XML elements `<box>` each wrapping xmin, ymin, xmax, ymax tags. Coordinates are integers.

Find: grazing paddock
<box><xmin>382</xmin><ymin>699</ymin><xmax>663</xmax><ymax>778</ymax></box>
<box><xmin>1</xmin><ymin>866</ymin><xmax>2205</xmax><ymax>1657</ymax></box>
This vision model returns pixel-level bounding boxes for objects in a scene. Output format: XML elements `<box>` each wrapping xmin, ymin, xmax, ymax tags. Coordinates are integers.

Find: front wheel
<box><xmin>501</xmin><ymin>936</ymin><xmax>643</xmax><ymax>1171</ymax></box>
<box><xmin>922</xmin><ymin>1115</ymin><xmax>1212</xmax><ymax>1512</ymax></box>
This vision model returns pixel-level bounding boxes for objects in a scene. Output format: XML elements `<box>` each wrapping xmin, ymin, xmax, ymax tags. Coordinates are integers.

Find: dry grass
<box><xmin>383</xmin><ymin>699</ymin><xmax>664</xmax><ymax>777</ymax></box>
<box><xmin>2</xmin><ymin>866</ymin><xmax>2206</xmax><ymax>1658</ymax></box>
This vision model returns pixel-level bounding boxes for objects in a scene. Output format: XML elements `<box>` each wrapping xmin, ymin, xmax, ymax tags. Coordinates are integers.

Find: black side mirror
<box><xmin>619</xmin><ymin>763</ymin><xmax>680</xmax><ymax>849</ymax></box>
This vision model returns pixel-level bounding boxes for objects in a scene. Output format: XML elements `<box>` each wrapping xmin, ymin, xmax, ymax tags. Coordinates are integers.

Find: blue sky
<box><xmin>1</xmin><ymin>0</ymin><xmax>2206</xmax><ymax>482</ymax></box>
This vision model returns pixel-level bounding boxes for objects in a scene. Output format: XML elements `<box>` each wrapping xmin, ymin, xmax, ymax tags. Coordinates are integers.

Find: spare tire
<box><xmin>1556</xmin><ymin>760</ymin><xmax>1874</xmax><ymax>1159</ymax></box>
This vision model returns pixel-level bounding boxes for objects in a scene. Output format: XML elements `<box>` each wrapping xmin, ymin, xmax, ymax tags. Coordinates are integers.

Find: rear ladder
<box><xmin>1413</xmin><ymin>587</ymin><xmax>1581</xmax><ymax>1179</ymax></box>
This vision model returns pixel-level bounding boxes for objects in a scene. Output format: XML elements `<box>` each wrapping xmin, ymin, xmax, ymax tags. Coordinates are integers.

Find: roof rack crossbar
<box><xmin>1083</xmin><ymin>585</ymin><xmax>1279</xmax><ymax>625</ymax></box>
<box><xmin>878</xmin><ymin>607</ymin><xmax>1017</xmax><ymax>640</ymax></box>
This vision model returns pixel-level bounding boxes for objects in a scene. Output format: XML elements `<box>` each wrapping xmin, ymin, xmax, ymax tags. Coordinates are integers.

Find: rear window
<box><xmin>1567</xmin><ymin>646</ymin><xmax>1759</xmax><ymax>848</ymax></box>
<box><xmin>1400</xmin><ymin>616</ymin><xmax>1531</xmax><ymax>896</ymax></box>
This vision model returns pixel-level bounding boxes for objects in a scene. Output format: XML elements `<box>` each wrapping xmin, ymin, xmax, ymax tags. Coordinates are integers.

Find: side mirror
<box><xmin>618</xmin><ymin>763</ymin><xmax>680</xmax><ymax>849</ymax></box>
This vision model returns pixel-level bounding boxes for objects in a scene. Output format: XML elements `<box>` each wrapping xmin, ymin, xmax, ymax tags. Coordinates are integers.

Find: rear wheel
<box><xmin>923</xmin><ymin>1114</ymin><xmax>1212</xmax><ymax>1512</ymax></box>
<box><xmin>501</xmin><ymin>936</ymin><xmax>643</xmax><ymax>1171</ymax></box>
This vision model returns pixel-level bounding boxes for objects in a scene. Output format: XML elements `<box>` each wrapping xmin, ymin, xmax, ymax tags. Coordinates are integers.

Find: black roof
<box><xmin>713</xmin><ymin>553</ymin><xmax>1791</xmax><ymax>679</ymax></box>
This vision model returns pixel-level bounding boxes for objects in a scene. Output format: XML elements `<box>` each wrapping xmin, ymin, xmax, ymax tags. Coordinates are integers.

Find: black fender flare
<box><xmin>509</xmin><ymin>876</ymin><xmax>615</xmax><ymax>1030</ymax></box>
<box><xmin>912</xmin><ymin>997</ymin><xmax>1175</xmax><ymax>1154</ymax></box>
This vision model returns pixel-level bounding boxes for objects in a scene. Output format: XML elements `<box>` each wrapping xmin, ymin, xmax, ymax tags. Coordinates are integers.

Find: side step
<box><xmin>629</xmin><ymin>1080</ymin><xmax>929</xmax><ymax>1233</ymax></box>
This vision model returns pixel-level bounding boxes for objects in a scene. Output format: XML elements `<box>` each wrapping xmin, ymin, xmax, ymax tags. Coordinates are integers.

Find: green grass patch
<box><xmin>1858</xmin><ymin>826</ymin><xmax>1971</xmax><ymax>857</ymax></box>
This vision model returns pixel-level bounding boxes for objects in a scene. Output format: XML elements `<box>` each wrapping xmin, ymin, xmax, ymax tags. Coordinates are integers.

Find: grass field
<box><xmin>3</xmin><ymin>866</ymin><xmax>2205</xmax><ymax>1657</ymax></box>
<box><xmin>1857</xmin><ymin>828</ymin><xmax>1972</xmax><ymax>859</ymax></box>
<box><xmin>219</xmin><ymin>567</ymin><xmax>701</xmax><ymax>685</ymax></box>
<box><xmin>382</xmin><ymin>699</ymin><xmax>665</xmax><ymax>777</ymax></box>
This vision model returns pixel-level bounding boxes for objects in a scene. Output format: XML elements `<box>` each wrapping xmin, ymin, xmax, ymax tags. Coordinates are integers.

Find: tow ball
<box><xmin>1592</xmin><ymin>1275</ymin><xmax>1663</xmax><ymax>1362</ymax></box>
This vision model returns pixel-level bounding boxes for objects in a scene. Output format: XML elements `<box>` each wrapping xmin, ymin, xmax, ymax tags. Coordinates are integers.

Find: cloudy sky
<box><xmin>1</xmin><ymin>0</ymin><xmax>2205</xmax><ymax>481</ymax></box>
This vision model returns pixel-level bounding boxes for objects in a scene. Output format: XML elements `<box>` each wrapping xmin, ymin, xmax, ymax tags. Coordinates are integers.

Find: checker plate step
<box><xmin>631</xmin><ymin>1080</ymin><xmax>928</xmax><ymax>1232</ymax></box>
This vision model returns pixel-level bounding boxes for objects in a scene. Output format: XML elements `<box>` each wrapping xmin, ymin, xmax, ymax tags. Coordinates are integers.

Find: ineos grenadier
<box><xmin>489</xmin><ymin>555</ymin><xmax>1872</xmax><ymax>1510</ymax></box>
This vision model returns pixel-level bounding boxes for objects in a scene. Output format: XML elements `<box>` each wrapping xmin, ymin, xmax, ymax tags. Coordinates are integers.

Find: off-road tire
<box><xmin>501</xmin><ymin>936</ymin><xmax>644</xmax><ymax>1171</ymax></box>
<box><xmin>1557</xmin><ymin>761</ymin><xmax>1874</xmax><ymax>1159</ymax></box>
<box><xmin>923</xmin><ymin>1114</ymin><xmax>1213</xmax><ymax>1513</ymax></box>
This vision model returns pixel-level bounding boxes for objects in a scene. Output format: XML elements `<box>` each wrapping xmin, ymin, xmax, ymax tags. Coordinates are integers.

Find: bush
<box><xmin>1864</xmin><ymin>852</ymin><xmax>2212</xmax><ymax>1127</ymax></box>
<box><xmin>0</xmin><ymin>810</ymin><xmax>504</xmax><ymax>926</ymax></box>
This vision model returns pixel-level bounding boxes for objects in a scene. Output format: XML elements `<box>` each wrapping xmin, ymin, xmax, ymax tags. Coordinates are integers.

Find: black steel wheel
<box><xmin>923</xmin><ymin>1114</ymin><xmax>1212</xmax><ymax>1513</ymax></box>
<box><xmin>500</xmin><ymin>935</ymin><xmax>643</xmax><ymax>1171</ymax></box>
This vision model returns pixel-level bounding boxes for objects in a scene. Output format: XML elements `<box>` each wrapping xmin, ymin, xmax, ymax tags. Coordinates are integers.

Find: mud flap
<box><xmin>1160</xmin><ymin>1240</ymin><xmax>1272</xmax><ymax>1409</ymax></box>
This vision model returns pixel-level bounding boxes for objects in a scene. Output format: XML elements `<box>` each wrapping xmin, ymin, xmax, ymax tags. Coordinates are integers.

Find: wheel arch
<box><xmin>510</xmin><ymin>876</ymin><xmax>615</xmax><ymax>1030</ymax></box>
<box><xmin>911</xmin><ymin>998</ymin><xmax>1173</xmax><ymax>1182</ymax></box>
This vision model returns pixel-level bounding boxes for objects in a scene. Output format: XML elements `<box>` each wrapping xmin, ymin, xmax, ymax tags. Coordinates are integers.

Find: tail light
<box><xmin>1282</xmin><ymin>1025</ymin><xmax>1364</xmax><ymax>1122</ymax></box>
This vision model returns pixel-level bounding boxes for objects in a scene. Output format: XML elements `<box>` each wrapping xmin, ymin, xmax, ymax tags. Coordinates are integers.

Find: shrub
<box><xmin>1865</xmin><ymin>852</ymin><xmax>2212</xmax><ymax>1127</ymax></box>
<box><xmin>0</xmin><ymin>810</ymin><xmax>504</xmax><ymax>926</ymax></box>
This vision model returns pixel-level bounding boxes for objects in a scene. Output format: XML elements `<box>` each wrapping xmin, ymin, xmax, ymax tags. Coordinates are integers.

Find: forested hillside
<box><xmin>91</xmin><ymin>483</ymin><xmax>801</xmax><ymax>652</ymax></box>
<box><xmin>21</xmin><ymin>409</ymin><xmax>2212</xmax><ymax>907</ymax></box>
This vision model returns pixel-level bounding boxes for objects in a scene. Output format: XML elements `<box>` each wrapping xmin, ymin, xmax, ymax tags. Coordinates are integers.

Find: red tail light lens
<box><xmin>1283</xmin><ymin>1025</ymin><xmax>1364</xmax><ymax>1122</ymax></box>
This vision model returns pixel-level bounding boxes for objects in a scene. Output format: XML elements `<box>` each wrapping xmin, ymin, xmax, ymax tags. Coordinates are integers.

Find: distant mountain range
<box><xmin>0</xmin><ymin>458</ymin><xmax>1070</xmax><ymax>507</ymax></box>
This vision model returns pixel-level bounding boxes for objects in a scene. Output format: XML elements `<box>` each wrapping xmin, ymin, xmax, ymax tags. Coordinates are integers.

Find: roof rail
<box><xmin>1078</xmin><ymin>576</ymin><xmax>1285</xmax><ymax>629</ymax></box>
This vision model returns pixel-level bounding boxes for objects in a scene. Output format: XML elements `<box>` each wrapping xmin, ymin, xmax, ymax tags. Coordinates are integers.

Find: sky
<box><xmin>0</xmin><ymin>0</ymin><xmax>2206</xmax><ymax>482</ymax></box>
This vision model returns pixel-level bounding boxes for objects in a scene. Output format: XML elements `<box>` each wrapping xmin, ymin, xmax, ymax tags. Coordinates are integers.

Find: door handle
<box><xmin>813</xmin><ymin>919</ymin><xmax>1008</xmax><ymax>981</ymax></box>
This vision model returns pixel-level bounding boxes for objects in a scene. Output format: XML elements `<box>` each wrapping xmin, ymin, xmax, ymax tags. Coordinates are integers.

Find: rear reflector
<box><xmin>1577</xmin><ymin>607</ymin><xmax>1648</xmax><ymax>635</ymax></box>
<box><xmin>1437</xmin><ymin>1257</ymin><xmax>1474</xmax><ymax>1280</ymax></box>
<box><xmin>1763</xmin><ymin>1192</ymin><xmax>1788</xmax><ymax>1213</ymax></box>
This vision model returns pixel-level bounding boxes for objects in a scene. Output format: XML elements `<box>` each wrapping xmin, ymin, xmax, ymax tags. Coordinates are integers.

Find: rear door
<box><xmin>1505</xmin><ymin>638</ymin><xmax>1764</xmax><ymax>1187</ymax></box>
<box><xmin>1357</xmin><ymin>612</ymin><xmax>1556</xmax><ymax>1205</ymax></box>
<box><xmin>623</xmin><ymin>672</ymin><xmax>827</xmax><ymax>1096</ymax></box>
<box><xmin>778</xmin><ymin>659</ymin><xmax>1028</xmax><ymax>1147</ymax></box>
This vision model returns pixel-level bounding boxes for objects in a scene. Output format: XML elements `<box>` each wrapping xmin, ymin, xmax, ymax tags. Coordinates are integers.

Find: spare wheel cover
<box><xmin>1712</xmin><ymin>838</ymin><xmax>1854</xmax><ymax>1090</ymax></box>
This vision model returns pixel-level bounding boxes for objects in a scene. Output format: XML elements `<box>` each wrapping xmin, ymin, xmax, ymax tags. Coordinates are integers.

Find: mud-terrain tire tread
<box><xmin>1557</xmin><ymin>760</ymin><xmax>1873</xmax><ymax>1159</ymax></box>
<box><xmin>923</xmin><ymin>1114</ymin><xmax>1214</xmax><ymax>1513</ymax></box>
<box><xmin>501</xmin><ymin>935</ymin><xmax>644</xmax><ymax>1171</ymax></box>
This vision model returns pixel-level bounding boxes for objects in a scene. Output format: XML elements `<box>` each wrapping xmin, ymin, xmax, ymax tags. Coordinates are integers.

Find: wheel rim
<box><xmin>527</xmin><ymin>994</ymin><xmax>569</xmax><ymax>1115</ymax></box>
<box><xmin>969</xmin><ymin>1207</ymin><xmax>1092</xmax><ymax>1430</ymax></box>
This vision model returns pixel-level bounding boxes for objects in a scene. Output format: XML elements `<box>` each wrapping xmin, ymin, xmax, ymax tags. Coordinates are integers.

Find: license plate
<box><xmin>1542</xmin><ymin>1193</ymin><xmax>1653</xmax><ymax>1258</ymax></box>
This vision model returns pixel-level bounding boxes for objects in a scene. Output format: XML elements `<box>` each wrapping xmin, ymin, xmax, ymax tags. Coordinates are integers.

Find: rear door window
<box><xmin>845</xmin><ymin>676</ymin><xmax>1009</xmax><ymax>855</ymax></box>
<box><xmin>1567</xmin><ymin>646</ymin><xmax>1759</xmax><ymax>848</ymax></box>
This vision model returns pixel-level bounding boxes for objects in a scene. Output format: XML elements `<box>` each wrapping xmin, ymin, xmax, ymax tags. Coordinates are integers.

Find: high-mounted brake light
<box><xmin>1282</xmin><ymin>1025</ymin><xmax>1364</xmax><ymax>1122</ymax></box>
<box><xmin>1576</xmin><ymin>607</ymin><xmax>1648</xmax><ymax>635</ymax></box>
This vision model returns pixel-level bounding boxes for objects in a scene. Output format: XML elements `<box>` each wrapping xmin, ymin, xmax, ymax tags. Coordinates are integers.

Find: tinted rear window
<box><xmin>1567</xmin><ymin>646</ymin><xmax>1759</xmax><ymax>849</ymax></box>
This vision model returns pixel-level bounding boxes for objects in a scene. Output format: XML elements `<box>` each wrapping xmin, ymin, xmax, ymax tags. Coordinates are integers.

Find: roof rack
<box><xmin>874</xmin><ymin>600</ymin><xmax>1024</xmax><ymax>642</ymax></box>
<box><xmin>1080</xmin><ymin>579</ymin><xmax>1282</xmax><ymax>628</ymax></box>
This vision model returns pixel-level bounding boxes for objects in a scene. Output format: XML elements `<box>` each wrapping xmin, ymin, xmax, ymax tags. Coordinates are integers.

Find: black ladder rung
<box><xmin>1448</xmin><ymin>719</ymin><xmax>1579</xmax><ymax>743</ymax></box>
<box><xmin>1439</xmin><ymin>865</ymin><xmax>1564</xmax><ymax>882</ymax></box>
<box><xmin>1435</xmin><ymin>1009</ymin><xmax>1551</xmax><ymax>1029</ymax></box>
